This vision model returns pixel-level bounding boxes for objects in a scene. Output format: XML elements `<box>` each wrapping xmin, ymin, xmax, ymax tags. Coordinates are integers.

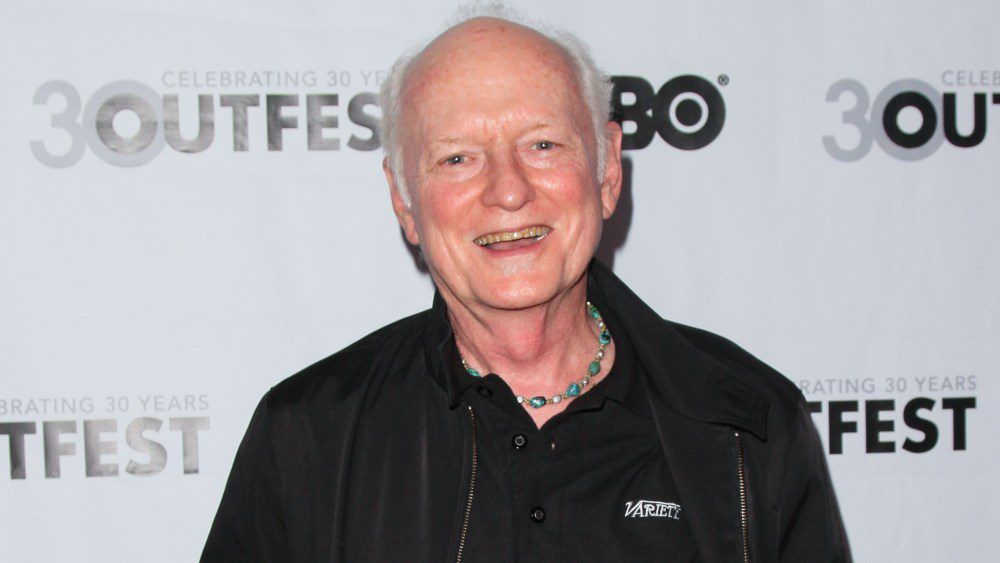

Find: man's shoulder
<box><xmin>264</xmin><ymin>309</ymin><xmax>432</xmax><ymax>414</ymax></box>
<box><xmin>664</xmin><ymin>319</ymin><xmax>809</xmax><ymax>421</ymax></box>
<box><xmin>590</xmin><ymin>261</ymin><xmax>808</xmax><ymax>432</ymax></box>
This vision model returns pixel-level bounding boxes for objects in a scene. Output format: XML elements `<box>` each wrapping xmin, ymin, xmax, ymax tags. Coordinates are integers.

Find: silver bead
<box><xmin>552</xmin><ymin>395</ymin><xmax>562</xmax><ymax>404</ymax></box>
<box><xmin>516</xmin><ymin>395</ymin><xmax>525</xmax><ymax>404</ymax></box>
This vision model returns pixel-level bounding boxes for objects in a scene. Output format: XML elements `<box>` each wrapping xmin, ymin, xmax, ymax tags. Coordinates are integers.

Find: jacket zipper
<box><xmin>455</xmin><ymin>404</ymin><xmax>479</xmax><ymax>563</ymax></box>
<box><xmin>734</xmin><ymin>431</ymin><xmax>750</xmax><ymax>563</ymax></box>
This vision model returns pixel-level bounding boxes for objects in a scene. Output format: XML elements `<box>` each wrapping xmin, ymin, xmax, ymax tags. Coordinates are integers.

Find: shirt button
<box><xmin>530</xmin><ymin>507</ymin><xmax>545</xmax><ymax>523</ymax></box>
<box><xmin>512</xmin><ymin>434</ymin><xmax>527</xmax><ymax>449</ymax></box>
<box><xmin>476</xmin><ymin>386</ymin><xmax>492</xmax><ymax>398</ymax></box>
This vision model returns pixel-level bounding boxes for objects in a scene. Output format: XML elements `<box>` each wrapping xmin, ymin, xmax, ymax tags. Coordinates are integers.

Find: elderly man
<box><xmin>203</xmin><ymin>9</ymin><xmax>849</xmax><ymax>563</ymax></box>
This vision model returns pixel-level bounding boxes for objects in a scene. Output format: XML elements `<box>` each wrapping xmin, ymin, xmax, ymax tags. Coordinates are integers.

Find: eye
<box><xmin>443</xmin><ymin>154</ymin><xmax>467</xmax><ymax>165</ymax></box>
<box><xmin>532</xmin><ymin>140</ymin><xmax>555</xmax><ymax>150</ymax></box>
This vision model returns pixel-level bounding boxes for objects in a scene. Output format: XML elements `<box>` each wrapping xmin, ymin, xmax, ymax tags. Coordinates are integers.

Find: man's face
<box><xmin>388</xmin><ymin>20</ymin><xmax>622</xmax><ymax>312</ymax></box>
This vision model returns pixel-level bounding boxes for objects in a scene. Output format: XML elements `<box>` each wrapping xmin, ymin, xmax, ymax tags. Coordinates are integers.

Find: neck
<box><xmin>441</xmin><ymin>274</ymin><xmax>605</xmax><ymax>396</ymax></box>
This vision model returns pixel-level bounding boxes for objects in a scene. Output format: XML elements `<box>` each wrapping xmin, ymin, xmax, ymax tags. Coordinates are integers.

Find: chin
<box><xmin>475</xmin><ymin>273</ymin><xmax>566</xmax><ymax>311</ymax></box>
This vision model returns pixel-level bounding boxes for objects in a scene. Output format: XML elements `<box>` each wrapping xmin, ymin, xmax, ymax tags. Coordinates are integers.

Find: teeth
<box><xmin>474</xmin><ymin>226</ymin><xmax>551</xmax><ymax>246</ymax></box>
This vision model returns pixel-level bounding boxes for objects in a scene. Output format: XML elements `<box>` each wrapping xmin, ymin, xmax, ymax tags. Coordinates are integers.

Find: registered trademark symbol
<box><xmin>717</xmin><ymin>74</ymin><xmax>729</xmax><ymax>86</ymax></box>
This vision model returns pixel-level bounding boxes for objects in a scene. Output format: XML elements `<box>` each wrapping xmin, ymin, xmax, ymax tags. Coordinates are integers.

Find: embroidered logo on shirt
<box><xmin>624</xmin><ymin>500</ymin><xmax>681</xmax><ymax>519</ymax></box>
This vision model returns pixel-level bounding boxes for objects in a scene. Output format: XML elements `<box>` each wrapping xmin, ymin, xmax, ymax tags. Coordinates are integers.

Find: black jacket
<box><xmin>203</xmin><ymin>261</ymin><xmax>850</xmax><ymax>562</ymax></box>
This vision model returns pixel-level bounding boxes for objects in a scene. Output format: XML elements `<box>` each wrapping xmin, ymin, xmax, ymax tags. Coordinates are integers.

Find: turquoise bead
<box><xmin>529</xmin><ymin>396</ymin><xmax>547</xmax><ymax>408</ymax></box>
<box><xmin>467</xmin><ymin>367</ymin><xmax>481</xmax><ymax>377</ymax></box>
<box><xmin>588</xmin><ymin>361</ymin><xmax>600</xmax><ymax>375</ymax></box>
<box><xmin>590</xmin><ymin>308</ymin><xmax>601</xmax><ymax>319</ymax></box>
<box><xmin>567</xmin><ymin>383</ymin><xmax>581</xmax><ymax>396</ymax></box>
<box><xmin>599</xmin><ymin>332</ymin><xmax>611</xmax><ymax>345</ymax></box>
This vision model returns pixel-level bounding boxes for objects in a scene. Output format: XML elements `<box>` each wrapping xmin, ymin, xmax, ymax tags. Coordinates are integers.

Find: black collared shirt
<box><xmin>450</xmin><ymin>306</ymin><xmax>699</xmax><ymax>562</ymax></box>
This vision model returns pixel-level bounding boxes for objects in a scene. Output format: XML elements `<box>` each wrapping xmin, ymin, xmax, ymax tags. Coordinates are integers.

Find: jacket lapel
<box><xmin>587</xmin><ymin>260</ymin><xmax>769</xmax><ymax>562</ymax></box>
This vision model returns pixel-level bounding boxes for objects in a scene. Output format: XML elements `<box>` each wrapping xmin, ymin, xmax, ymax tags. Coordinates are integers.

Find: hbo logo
<box><xmin>611</xmin><ymin>75</ymin><xmax>726</xmax><ymax>151</ymax></box>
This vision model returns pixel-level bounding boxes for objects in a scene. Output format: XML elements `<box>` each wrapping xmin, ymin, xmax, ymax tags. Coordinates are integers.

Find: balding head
<box><xmin>407</xmin><ymin>17</ymin><xmax>577</xmax><ymax>100</ymax></box>
<box><xmin>379</xmin><ymin>11</ymin><xmax>613</xmax><ymax>206</ymax></box>
<box><xmin>408</xmin><ymin>17</ymin><xmax>577</xmax><ymax>101</ymax></box>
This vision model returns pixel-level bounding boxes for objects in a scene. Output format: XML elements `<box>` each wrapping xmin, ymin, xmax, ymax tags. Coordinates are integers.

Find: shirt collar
<box><xmin>424</xmin><ymin>291</ymin><xmax>466</xmax><ymax>409</ymax></box>
<box><xmin>577</xmin><ymin>293</ymin><xmax>651</xmax><ymax>419</ymax></box>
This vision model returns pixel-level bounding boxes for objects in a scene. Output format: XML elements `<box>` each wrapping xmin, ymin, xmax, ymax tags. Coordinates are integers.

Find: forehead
<box><xmin>402</xmin><ymin>19</ymin><xmax>586</xmax><ymax>140</ymax></box>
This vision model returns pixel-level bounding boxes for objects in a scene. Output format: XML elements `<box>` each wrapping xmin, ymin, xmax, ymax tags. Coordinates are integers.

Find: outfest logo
<box><xmin>0</xmin><ymin>393</ymin><xmax>210</xmax><ymax>480</ymax></box>
<box><xmin>30</xmin><ymin>70</ymin><xmax>383</xmax><ymax>168</ymax></box>
<box><xmin>800</xmin><ymin>375</ymin><xmax>977</xmax><ymax>454</ymax></box>
<box><xmin>824</xmin><ymin>70</ymin><xmax>1000</xmax><ymax>161</ymax></box>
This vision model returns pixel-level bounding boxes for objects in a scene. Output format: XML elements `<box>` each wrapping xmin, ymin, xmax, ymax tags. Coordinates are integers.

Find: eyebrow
<box><xmin>524</xmin><ymin>121</ymin><xmax>552</xmax><ymax>132</ymax></box>
<box><xmin>430</xmin><ymin>121</ymin><xmax>555</xmax><ymax>147</ymax></box>
<box><xmin>431</xmin><ymin>136</ymin><xmax>469</xmax><ymax>146</ymax></box>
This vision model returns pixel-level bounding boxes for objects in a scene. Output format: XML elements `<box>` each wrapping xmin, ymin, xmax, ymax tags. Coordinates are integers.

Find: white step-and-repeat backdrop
<box><xmin>2</xmin><ymin>1</ymin><xmax>996</xmax><ymax>560</ymax></box>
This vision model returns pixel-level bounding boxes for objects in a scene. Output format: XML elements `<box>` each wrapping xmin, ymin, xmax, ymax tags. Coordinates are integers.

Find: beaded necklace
<box><xmin>460</xmin><ymin>301</ymin><xmax>612</xmax><ymax>409</ymax></box>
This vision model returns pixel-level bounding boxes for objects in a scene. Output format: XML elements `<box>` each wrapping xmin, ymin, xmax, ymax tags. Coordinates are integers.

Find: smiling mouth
<box><xmin>473</xmin><ymin>225</ymin><xmax>552</xmax><ymax>247</ymax></box>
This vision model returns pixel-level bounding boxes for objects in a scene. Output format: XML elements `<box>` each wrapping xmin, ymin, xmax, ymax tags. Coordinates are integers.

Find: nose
<box><xmin>479</xmin><ymin>150</ymin><xmax>536</xmax><ymax>211</ymax></box>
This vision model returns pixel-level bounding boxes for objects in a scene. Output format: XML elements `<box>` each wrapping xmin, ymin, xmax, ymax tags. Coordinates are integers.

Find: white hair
<box><xmin>378</xmin><ymin>2</ymin><xmax>614</xmax><ymax>207</ymax></box>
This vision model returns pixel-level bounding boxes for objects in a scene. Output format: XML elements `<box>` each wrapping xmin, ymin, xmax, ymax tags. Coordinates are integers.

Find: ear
<box><xmin>599</xmin><ymin>121</ymin><xmax>624</xmax><ymax>220</ymax></box>
<box><xmin>384</xmin><ymin>158</ymin><xmax>421</xmax><ymax>246</ymax></box>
